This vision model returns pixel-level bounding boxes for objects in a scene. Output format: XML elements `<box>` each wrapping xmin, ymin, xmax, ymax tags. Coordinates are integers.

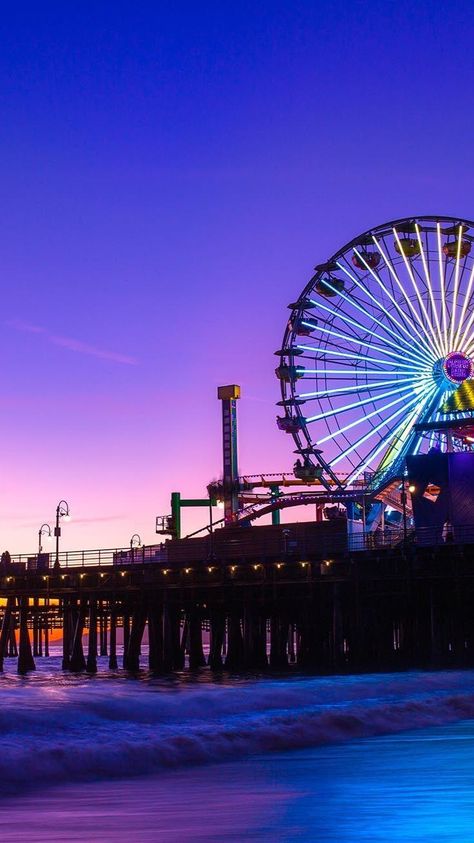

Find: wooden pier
<box><xmin>2</xmin><ymin>521</ymin><xmax>474</xmax><ymax>675</ymax></box>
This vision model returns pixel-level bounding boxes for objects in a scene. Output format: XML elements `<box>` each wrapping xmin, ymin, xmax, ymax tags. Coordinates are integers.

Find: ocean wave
<box><xmin>0</xmin><ymin>669</ymin><xmax>474</xmax><ymax>792</ymax></box>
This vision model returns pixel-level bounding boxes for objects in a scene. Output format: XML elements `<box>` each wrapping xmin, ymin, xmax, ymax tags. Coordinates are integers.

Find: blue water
<box><xmin>1</xmin><ymin>655</ymin><xmax>474</xmax><ymax>840</ymax></box>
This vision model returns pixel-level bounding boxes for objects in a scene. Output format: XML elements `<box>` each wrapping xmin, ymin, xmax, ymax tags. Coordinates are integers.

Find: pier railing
<box><xmin>6</xmin><ymin>544</ymin><xmax>168</xmax><ymax>571</ymax></box>
<box><xmin>4</xmin><ymin>522</ymin><xmax>474</xmax><ymax>574</ymax></box>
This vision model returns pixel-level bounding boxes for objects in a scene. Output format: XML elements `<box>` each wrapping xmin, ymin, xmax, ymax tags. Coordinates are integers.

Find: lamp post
<box><xmin>54</xmin><ymin>500</ymin><xmax>71</xmax><ymax>571</ymax></box>
<box><xmin>38</xmin><ymin>523</ymin><xmax>52</xmax><ymax>555</ymax></box>
<box><xmin>130</xmin><ymin>533</ymin><xmax>142</xmax><ymax>562</ymax></box>
<box><xmin>401</xmin><ymin>478</ymin><xmax>408</xmax><ymax>545</ymax></box>
<box><xmin>401</xmin><ymin>476</ymin><xmax>415</xmax><ymax>546</ymax></box>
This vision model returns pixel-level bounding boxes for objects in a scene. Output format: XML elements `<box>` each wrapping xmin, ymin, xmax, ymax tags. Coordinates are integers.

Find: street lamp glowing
<box><xmin>130</xmin><ymin>533</ymin><xmax>142</xmax><ymax>549</ymax></box>
<box><xmin>38</xmin><ymin>523</ymin><xmax>52</xmax><ymax>555</ymax></box>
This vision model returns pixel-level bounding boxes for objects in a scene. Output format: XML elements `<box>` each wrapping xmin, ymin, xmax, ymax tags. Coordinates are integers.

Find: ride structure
<box><xmin>158</xmin><ymin>215</ymin><xmax>474</xmax><ymax>537</ymax></box>
<box><xmin>277</xmin><ymin>215</ymin><xmax>474</xmax><ymax>499</ymax></box>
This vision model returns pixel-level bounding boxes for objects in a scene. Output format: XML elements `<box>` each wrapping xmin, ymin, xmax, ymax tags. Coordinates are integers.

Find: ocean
<box><xmin>1</xmin><ymin>654</ymin><xmax>474</xmax><ymax>841</ymax></box>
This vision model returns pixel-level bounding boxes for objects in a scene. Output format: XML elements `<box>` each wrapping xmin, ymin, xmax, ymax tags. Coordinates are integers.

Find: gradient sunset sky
<box><xmin>2</xmin><ymin>1</ymin><xmax>474</xmax><ymax>552</ymax></box>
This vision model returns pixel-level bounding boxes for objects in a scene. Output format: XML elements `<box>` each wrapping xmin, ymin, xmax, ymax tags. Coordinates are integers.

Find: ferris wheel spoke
<box><xmin>312</xmin><ymin>275</ymin><xmax>434</xmax><ymax>363</ymax></box>
<box><xmin>393</xmin><ymin>228</ymin><xmax>443</xmax><ymax>356</ymax></box>
<box><xmin>373</xmin><ymin>235</ymin><xmax>442</xmax><ymax>358</ymax></box>
<box><xmin>336</xmin><ymin>258</ymin><xmax>434</xmax><ymax>360</ymax></box>
<box><xmin>436</xmin><ymin>223</ymin><xmax>449</xmax><ymax>355</ymax></box>
<box><xmin>300</xmin><ymin>368</ymin><xmax>426</xmax><ymax>377</ymax></box>
<box><xmin>377</xmin><ymin>384</ymin><xmax>442</xmax><ymax>471</ymax></box>
<box><xmin>392</xmin><ymin>227</ymin><xmax>445</xmax><ymax>359</ymax></box>
<box><xmin>295</xmin><ymin>345</ymin><xmax>423</xmax><ymax>371</ymax></box>
<box><xmin>411</xmin><ymin>433</ymin><xmax>425</xmax><ymax>455</ymax></box>
<box><xmin>305</xmin><ymin>383</ymin><xmax>421</xmax><ymax>423</ymax></box>
<box><xmin>415</xmin><ymin>223</ymin><xmax>444</xmax><ymax>352</ymax></box>
<box><xmin>305</xmin><ymin>323</ymin><xmax>422</xmax><ymax>364</ymax></box>
<box><xmin>328</xmin><ymin>389</ymin><xmax>431</xmax><ymax>468</ymax></box>
<box><xmin>345</xmin><ymin>386</ymin><xmax>437</xmax><ymax>485</ymax></box>
<box><xmin>316</xmin><ymin>391</ymin><xmax>424</xmax><ymax>445</ymax></box>
<box><xmin>453</xmin><ymin>261</ymin><xmax>474</xmax><ymax>350</ymax></box>
<box><xmin>299</xmin><ymin>373</ymin><xmax>431</xmax><ymax>400</ymax></box>
<box><xmin>310</xmin><ymin>298</ymin><xmax>429</xmax><ymax>366</ymax></box>
<box><xmin>448</xmin><ymin>225</ymin><xmax>464</xmax><ymax>350</ymax></box>
<box><xmin>349</xmin><ymin>246</ymin><xmax>434</xmax><ymax>358</ymax></box>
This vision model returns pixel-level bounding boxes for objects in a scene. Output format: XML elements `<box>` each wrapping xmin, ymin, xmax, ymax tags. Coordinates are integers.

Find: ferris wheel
<box><xmin>277</xmin><ymin>215</ymin><xmax>474</xmax><ymax>493</ymax></box>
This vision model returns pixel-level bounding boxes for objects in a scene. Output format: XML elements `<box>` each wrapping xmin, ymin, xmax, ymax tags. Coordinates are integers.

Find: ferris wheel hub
<box><xmin>441</xmin><ymin>352</ymin><xmax>474</xmax><ymax>385</ymax></box>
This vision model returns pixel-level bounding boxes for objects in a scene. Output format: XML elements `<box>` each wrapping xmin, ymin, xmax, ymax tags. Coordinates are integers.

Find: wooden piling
<box><xmin>32</xmin><ymin>597</ymin><xmax>39</xmax><ymax>657</ymax></box>
<box><xmin>208</xmin><ymin>611</ymin><xmax>225</xmax><ymax>671</ymax></box>
<box><xmin>188</xmin><ymin>609</ymin><xmax>206</xmax><ymax>669</ymax></box>
<box><xmin>62</xmin><ymin>598</ymin><xmax>71</xmax><ymax>670</ymax></box>
<box><xmin>269</xmin><ymin>613</ymin><xmax>289</xmax><ymax>670</ymax></box>
<box><xmin>288</xmin><ymin>623</ymin><xmax>296</xmax><ymax>663</ymax></box>
<box><xmin>0</xmin><ymin>597</ymin><xmax>15</xmax><ymax>671</ymax></box>
<box><xmin>86</xmin><ymin>600</ymin><xmax>98</xmax><ymax>674</ymax></box>
<box><xmin>8</xmin><ymin>615</ymin><xmax>18</xmax><ymax>657</ymax></box>
<box><xmin>243</xmin><ymin>605</ymin><xmax>267</xmax><ymax>669</ymax></box>
<box><xmin>148</xmin><ymin>603</ymin><xmax>164</xmax><ymax>673</ymax></box>
<box><xmin>122</xmin><ymin>613</ymin><xmax>130</xmax><ymax>668</ymax></box>
<box><xmin>124</xmin><ymin>603</ymin><xmax>147</xmax><ymax>672</ymax></box>
<box><xmin>109</xmin><ymin>606</ymin><xmax>118</xmax><ymax>670</ymax></box>
<box><xmin>99</xmin><ymin>603</ymin><xmax>108</xmax><ymax>656</ymax></box>
<box><xmin>44</xmin><ymin>597</ymin><xmax>50</xmax><ymax>657</ymax></box>
<box><xmin>69</xmin><ymin>600</ymin><xmax>87</xmax><ymax>672</ymax></box>
<box><xmin>18</xmin><ymin>596</ymin><xmax>36</xmax><ymax>674</ymax></box>
<box><xmin>225</xmin><ymin>612</ymin><xmax>244</xmax><ymax>670</ymax></box>
<box><xmin>163</xmin><ymin>603</ymin><xmax>183</xmax><ymax>671</ymax></box>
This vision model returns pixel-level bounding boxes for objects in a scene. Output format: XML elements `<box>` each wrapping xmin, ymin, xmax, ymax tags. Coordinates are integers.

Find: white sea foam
<box><xmin>1</xmin><ymin>665</ymin><xmax>474</xmax><ymax>792</ymax></box>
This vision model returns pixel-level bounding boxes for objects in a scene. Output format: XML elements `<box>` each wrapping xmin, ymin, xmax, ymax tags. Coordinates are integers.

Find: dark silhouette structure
<box><xmin>1</xmin><ymin>521</ymin><xmax>474</xmax><ymax>676</ymax></box>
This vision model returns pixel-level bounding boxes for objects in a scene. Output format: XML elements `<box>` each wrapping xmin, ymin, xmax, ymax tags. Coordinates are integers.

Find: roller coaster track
<box><xmin>235</xmin><ymin>488</ymin><xmax>364</xmax><ymax>524</ymax></box>
<box><xmin>192</xmin><ymin>472</ymin><xmax>410</xmax><ymax>536</ymax></box>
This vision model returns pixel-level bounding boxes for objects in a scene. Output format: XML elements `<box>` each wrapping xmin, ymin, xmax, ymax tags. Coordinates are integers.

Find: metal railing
<box><xmin>348</xmin><ymin>527</ymin><xmax>406</xmax><ymax>552</ymax></box>
<box><xmin>5</xmin><ymin>544</ymin><xmax>168</xmax><ymax>571</ymax></box>
<box><xmin>4</xmin><ymin>522</ymin><xmax>474</xmax><ymax>575</ymax></box>
<box><xmin>412</xmin><ymin>524</ymin><xmax>474</xmax><ymax>547</ymax></box>
<box><xmin>349</xmin><ymin>524</ymin><xmax>474</xmax><ymax>552</ymax></box>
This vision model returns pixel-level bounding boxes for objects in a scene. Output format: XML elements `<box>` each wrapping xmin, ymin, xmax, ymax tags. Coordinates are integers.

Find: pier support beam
<box><xmin>44</xmin><ymin>597</ymin><xmax>50</xmax><ymax>657</ymax></box>
<box><xmin>33</xmin><ymin>597</ymin><xmax>40</xmax><ymax>657</ymax></box>
<box><xmin>69</xmin><ymin>600</ymin><xmax>87</xmax><ymax>672</ymax></box>
<box><xmin>225</xmin><ymin>612</ymin><xmax>244</xmax><ymax>670</ymax></box>
<box><xmin>0</xmin><ymin>597</ymin><xmax>15</xmax><ymax>672</ymax></box>
<box><xmin>148</xmin><ymin>603</ymin><xmax>164</xmax><ymax>673</ymax></box>
<box><xmin>109</xmin><ymin>607</ymin><xmax>118</xmax><ymax>670</ymax></box>
<box><xmin>188</xmin><ymin>609</ymin><xmax>206</xmax><ymax>669</ymax></box>
<box><xmin>163</xmin><ymin>603</ymin><xmax>183</xmax><ymax>671</ymax></box>
<box><xmin>243</xmin><ymin>605</ymin><xmax>267</xmax><ymax>670</ymax></box>
<box><xmin>209</xmin><ymin>611</ymin><xmax>225</xmax><ymax>671</ymax></box>
<box><xmin>99</xmin><ymin>604</ymin><xmax>108</xmax><ymax>656</ymax></box>
<box><xmin>124</xmin><ymin>603</ymin><xmax>147</xmax><ymax>672</ymax></box>
<box><xmin>18</xmin><ymin>596</ymin><xmax>35</xmax><ymax>674</ymax></box>
<box><xmin>86</xmin><ymin>600</ymin><xmax>98</xmax><ymax>674</ymax></box>
<box><xmin>62</xmin><ymin>598</ymin><xmax>71</xmax><ymax>670</ymax></box>
<box><xmin>269</xmin><ymin>613</ymin><xmax>289</xmax><ymax>670</ymax></box>
<box><xmin>122</xmin><ymin>613</ymin><xmax>130</xmax><ymax>668</ymax></box>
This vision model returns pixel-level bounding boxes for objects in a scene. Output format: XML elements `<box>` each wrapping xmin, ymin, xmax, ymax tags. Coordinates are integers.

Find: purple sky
<box><xmin>2</xmin><ymin>2</ymin><xmax>474</xmax><ymax>552</ymax></box>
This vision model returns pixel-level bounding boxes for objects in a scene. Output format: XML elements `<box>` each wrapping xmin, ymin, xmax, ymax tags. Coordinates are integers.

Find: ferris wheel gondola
<box><xmin>277</xmin><ymin>215</ymin><xmax>474</xmax><ymax>492</ymax></box>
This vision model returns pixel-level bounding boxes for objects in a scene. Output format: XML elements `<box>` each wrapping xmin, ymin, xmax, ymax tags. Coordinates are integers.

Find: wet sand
<box><xmin>1</xmin><ymin>720</ymin><xmax>474</xmax><ymax>842</ymax></box>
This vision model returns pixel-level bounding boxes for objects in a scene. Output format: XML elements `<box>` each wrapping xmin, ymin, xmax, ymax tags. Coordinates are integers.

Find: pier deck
<box><xmin>1</xmin><ymin>521</ymin><xmax>474</xmax><ymax>675</ymax></box>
